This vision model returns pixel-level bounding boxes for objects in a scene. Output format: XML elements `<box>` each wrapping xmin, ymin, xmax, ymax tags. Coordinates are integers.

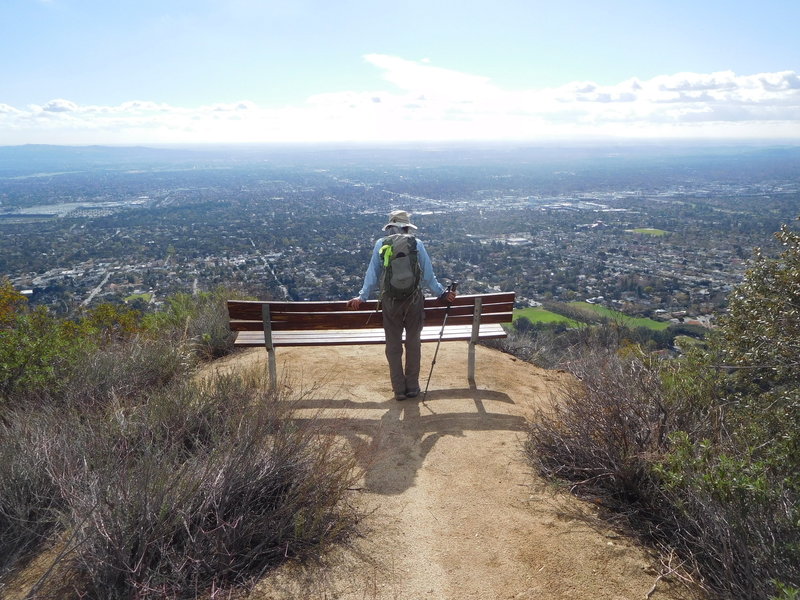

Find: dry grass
<box><xmin>1</xmin><ymin>343</ymin><xmax>361</xmax><ymax>599</ymax></box>
<box><xmin>526</xmin><ymin>347</ymin><xmax>799</xmax><ymax>600</ymax></box>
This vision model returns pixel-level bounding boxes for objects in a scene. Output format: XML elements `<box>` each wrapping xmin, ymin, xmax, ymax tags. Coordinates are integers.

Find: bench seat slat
<box><xmin>237</xmin><ymin>323</ymin><xmax>506</xmax><ymax>340</ymax></box>
<box><xmin>233</xmin><ymin>323</ymin><xmax>507</xmax><ymax>347</ymax></box>
<box><xmin>228</xmin><ymin>310</ymin><xmax>513</xmax><ymax>332</ymax></box>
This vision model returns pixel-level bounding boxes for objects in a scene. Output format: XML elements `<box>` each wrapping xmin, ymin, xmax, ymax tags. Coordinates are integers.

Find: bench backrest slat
<box><xmin>226</xmin><ymin>292</ymin><xmax>515</xmax><ymax>321</ymax></box>
<box><xmin>227</xmin><ymin>292</ymin><xmax>514</xmax><ymax>332</ymax></box>
<box><xmin>229</xmin><ymin>303</ymin><xmax>513</xmax><ymax>328</ymax></box>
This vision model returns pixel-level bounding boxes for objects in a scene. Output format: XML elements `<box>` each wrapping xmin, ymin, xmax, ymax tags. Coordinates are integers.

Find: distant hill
<box><xmin>3</xmin><ymin>141</ymin><xmax>800</xmax><ymax>178</ymax></box>
<box><xmin>0</xmin><ymin>144</ymin><xmax>207</xmax><ymax>177</ymax></box>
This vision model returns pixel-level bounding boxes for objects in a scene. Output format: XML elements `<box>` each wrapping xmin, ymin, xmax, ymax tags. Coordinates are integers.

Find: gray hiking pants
<box><xmin>382</xmin><ymin>291</ymin><xmax>424</xmax><ymax>396</ymax></box>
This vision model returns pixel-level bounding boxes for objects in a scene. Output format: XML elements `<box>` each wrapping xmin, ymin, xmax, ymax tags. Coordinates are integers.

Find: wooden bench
<box><xmin>226</xmin><ymin>292</ymin><xmax>515</xmax><ymax>386</ymax></box>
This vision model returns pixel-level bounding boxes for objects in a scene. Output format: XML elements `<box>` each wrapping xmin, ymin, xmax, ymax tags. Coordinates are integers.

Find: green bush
<box><xmin>0</xmin><ymin>306</ymin><xmax>96</xmax><ymax>403</ymax></box>
<box><xmin>711</xmin><ymin>222</ymin><xmax>800</xmax><ymax>480</ymax></box>
<box><xmin>81</xmin><ymin>302</ymin><xmax>144</xmax><ymax>345</ymax></box>
<box><xmin>1</xmin><ymin>288</ymin><xmax>237</xmax><ymax>411</ymax></box>
<box><xmin>143</xmin><ymin>288</ymin><xmax>236</xmax><ymax>360</ymax></box>
<box><xmin>527</xmin><ymin>219</ymin><xmax>800</xmax><ymax>599</ymax></box>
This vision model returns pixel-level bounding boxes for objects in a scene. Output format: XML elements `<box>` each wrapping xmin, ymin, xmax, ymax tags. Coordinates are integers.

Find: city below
<box><xmin>2</xmin><ymin>143</ymin><xmax>799</xmax><ymax>328</ymax></box>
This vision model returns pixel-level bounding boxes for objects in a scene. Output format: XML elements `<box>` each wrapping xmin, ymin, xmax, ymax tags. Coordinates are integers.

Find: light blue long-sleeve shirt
<box><xmin>357</xmin><ymin>236</ymin><xmax>446</xmax><ymax>301</ymax></box>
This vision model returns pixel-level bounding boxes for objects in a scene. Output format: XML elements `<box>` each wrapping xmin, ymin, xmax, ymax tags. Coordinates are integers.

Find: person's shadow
<box><xmin>291</xmin><ymin>384</ymin><xmax>527</xmax><ymax>495</ymax></box>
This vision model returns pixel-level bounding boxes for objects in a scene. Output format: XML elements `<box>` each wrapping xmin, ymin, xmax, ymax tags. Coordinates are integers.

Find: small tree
<box><xmin>712</xmin><ymin>220</ymin><xmax>800</xmax><ymax>472</ymax></box>
<box><xmin>82</xmin><ymin>302</ymin><xmax>143</xmax><ymax>345</ymax></box>
<box><xmin>717</xmin><ymin>220</ymin><xmax>800</xmax><ymax>384</ymax></box>
<box><xmin>0</xmin><ymin>276</ymin><xmax>27</xmax><ymax>327</ymax></box>
<box><xmin>671</xmin><ymin>219</ymin><xmax>800</xmax><ymax>598</ymax></box>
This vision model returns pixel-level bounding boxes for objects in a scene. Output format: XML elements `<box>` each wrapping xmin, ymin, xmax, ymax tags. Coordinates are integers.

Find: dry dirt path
<box><xmin>212</xmin><ymin>343</ymin><xmax>684</xmax><ymax>600</ymax></box>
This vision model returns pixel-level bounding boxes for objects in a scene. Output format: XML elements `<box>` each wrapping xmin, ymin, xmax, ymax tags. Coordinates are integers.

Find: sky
<box><xmin>1</xmin><ymin>0</ymin><xmax>799</xmax><ymax>145</ymax></box>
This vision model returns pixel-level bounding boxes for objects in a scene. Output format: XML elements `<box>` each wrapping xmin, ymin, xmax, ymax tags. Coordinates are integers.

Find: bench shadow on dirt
<box><xmin>291</xmin><ymin>383</ymin><xmax>527</xmax><ymax>495</ymax></box>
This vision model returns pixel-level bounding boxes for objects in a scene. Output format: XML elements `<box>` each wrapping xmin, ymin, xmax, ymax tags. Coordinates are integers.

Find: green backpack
<box><xmin>379</xmin><ymin>233</ymin><xmax>421</xmax><ymax>300</ymax></box>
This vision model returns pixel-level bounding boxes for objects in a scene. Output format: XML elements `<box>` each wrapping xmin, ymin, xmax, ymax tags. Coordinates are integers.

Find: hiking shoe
<box><xmin>405</xmin><ymin>388</ymin><xmax>420</xmax><ymax>398</ymax></box>
<box><xmin>394</xmin><ymin>393</ymin><xmax>407</xmax><ymax>401</ymax></box>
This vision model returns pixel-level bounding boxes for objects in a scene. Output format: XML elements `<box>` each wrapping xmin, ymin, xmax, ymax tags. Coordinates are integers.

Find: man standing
<box><xmin>347</xmin><ymin>210</ymin><xmax>456</xmax><ymax>400</ymax></box>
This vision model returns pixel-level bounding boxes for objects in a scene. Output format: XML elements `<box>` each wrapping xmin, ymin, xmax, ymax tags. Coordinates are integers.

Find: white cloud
<box><xmin>363</xmin><ymin>54</ymin><xmax>495</xmax><ymax>99</ymax></box>
<box><xmin>758</xmin><ymin>72</ymin><xmax>800</xmax><ymax>92</ymax></box>
<box><xmin>40</xmin><ymin>99</ymin><xmax>80</xmax><ymax>113</ymax></box>
<box><xmin>117</xmin><ymin>100</ymin><xmax>173</xmax><ymax>112</ymax></box>
<box><xmin>2</xmin><ymin>59</ymin><xmax>799</xmax><ymax>144</ymax></box>
<box><xmin>207</xmin><ymin>101</ymin><xmax>258</xmax><ymax>113</ymax></box>
<box><xmin>653</xmin><ymin>71</ymin><xmax>739</xmax><ymax>92</ymax></box>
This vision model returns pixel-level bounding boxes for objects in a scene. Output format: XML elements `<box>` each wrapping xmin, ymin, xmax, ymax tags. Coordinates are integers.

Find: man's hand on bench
<box><xmin>439</xmin><ymin>290</ymin><xmax>457</xmax><ymax>305</ymax></box>
<box><xmin>347</xmin><ymin>297</ymin><xmax>365</xmax><ymax>310</ymax></box>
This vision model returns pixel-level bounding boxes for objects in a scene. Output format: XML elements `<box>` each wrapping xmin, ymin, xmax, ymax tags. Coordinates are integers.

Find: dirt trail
<box><xmin>211</xmin><ymin>343</ymin><xmax>684</xmax><ymax>600</ymax></box>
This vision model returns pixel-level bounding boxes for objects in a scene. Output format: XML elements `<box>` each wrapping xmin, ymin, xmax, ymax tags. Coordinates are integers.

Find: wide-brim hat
<box><xmin>383</xmin><ymin>209</ymin><xmax>418</xmax><ymax>230</ymax></box>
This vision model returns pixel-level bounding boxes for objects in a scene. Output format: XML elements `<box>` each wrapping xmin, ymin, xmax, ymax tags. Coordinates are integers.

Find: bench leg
<box><xmin>468</xmin><ymin>297</ymin><xmax>482</xmax><ymax>384</ymax></box>
<box><xmin>468</xmin><ymin>342</ymin><xmax>476</xmax><ymax>383</ymax></box>
<box><xmin>267</xmin><ymin>347</ymin><xmax>277</xmax><ymax>388</ymax></box>
<box><xmin>262</xmin><ymin>304</ymin><xmax>277</xmax><ymax>389</ymax></box>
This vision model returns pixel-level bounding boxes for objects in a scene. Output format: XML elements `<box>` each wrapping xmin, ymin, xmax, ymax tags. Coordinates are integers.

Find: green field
<box><xmin>513</xmin><ymin>307</ymin><xmax>580</xmax><ymax>327</ymax></box>
<box><xmin>673</xmin><ymin>334</ymin><xmax>705</xmax><ymax>349</ymax></box>
<box><xmin>125</xmin><ymin>292</ymin><xmax>152</xmax><ymax>303</ymax></box>
<box><xmin>628</xmin><ymin>228</ymin><xmax>669</xmax><ymax>236</ymax></box>
<box><xmin>568</xmin><ymin>302</ymin><xmax>670</xmax><ymax>330</ymax></box>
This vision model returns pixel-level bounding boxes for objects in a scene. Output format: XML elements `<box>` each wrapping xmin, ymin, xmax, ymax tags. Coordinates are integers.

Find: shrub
<box><xmin>51</xmin><ymin>374</ymin><xmax>360</xmax><ymax>599</ymax></box>
<box><xmin>0</xmin><ymin>276</ymin><xmax>27</xmax><ymax>327</ymax></box>
<box><xmin>1</xmin><ymin>288</ymin><xmax>235</xmax><ymax>411</ymax></box>
<box><xmin>82</xmin><ymin>302</ymin><xmax>144</xmax><ymax>345</ymax></box>
<box><xmin>0</xmin><ymin>367</ymin><xmax>360</xmax><ymax>598</ymax></box>
<box><xmin>143</xmin><ymin>289</ymin><xmax>236</xmax><ymax>360</ymax></box>
<box><xmin>489</xmin><ymin>320</ymin><xmax>627</xmax><ymax>369</ymax></box>
<box><xmin>653</xmin><ymin>432</ymin><xmax>799</xmax><ymax>599</ymax></box>
<box><xmin>717</xmin><ymin>222</ymin><xmax>800</xmax><ymax>383</ymax></box>
<box><xmin>527</xmin><ymin>349</ymin><xmax>799</xmax><ymax>598</ymax></box>
<box><xmin>56</xmin><ymin>335</ymin><xmax>194</xmax><ymax>409</ymax></box>
<box><xmin>526</xmin><ymin>350</ymin><xmax>672</xmax><ymax>512</ymax></box>
<box><xmin>0</xmin><ymin>408</ymin><xmax>65</xmax><ymax>577</ymax></box>
<box><xmin>0</xmin><ymin>306</ymin><xmax>95</xmax><ymax>404</ymax></box>
<box><xmin>711</xmin><ymin>221</ymin><xmax>800</xmax><ymax>478</ymax></box>
<box><xmin>1</xmin><ymin>288</ymin><xmax>359</xmax><ymax>597</ymax></box>
<box><xmin>526</xmin><ymin>219</ymin><xmax>800</xmax><ymax>599</ymax></box>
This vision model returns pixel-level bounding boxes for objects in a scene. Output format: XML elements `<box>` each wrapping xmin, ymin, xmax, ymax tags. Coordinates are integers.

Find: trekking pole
<box><xmin>364</xmin><ymin>299</ymin><xmax>381</xmax><ymax>327</ymax></box>
<box><xmin>422</xmin><ymin>281</ymin><xmax>458</xmax><ymax>402</ymax></box>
